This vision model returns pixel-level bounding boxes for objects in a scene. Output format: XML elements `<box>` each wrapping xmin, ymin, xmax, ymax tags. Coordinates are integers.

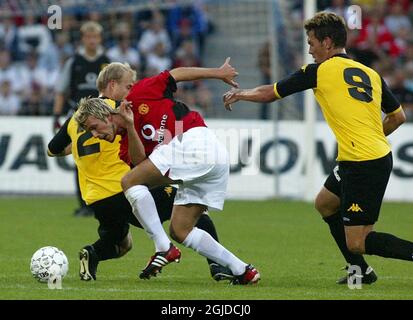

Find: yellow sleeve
<box><xmin>273</xmin><ymin>83</ymin><xmax>282</xmax><ymax>99</ymax></box>
<box><xmin>386</xmin><ymin>105</ymin><xmax>402</xmax><ymax>116</ymax></box>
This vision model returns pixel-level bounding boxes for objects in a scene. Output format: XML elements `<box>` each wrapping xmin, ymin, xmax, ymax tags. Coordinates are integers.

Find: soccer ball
<box><xmin>30</xmin><ymin>246</ymin><xmax>69</xmax><ymax>282</ymax></box>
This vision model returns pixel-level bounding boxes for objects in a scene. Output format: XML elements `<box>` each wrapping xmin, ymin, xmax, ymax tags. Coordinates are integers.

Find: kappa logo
<box><xmin>138</xmin><ymin>104</ymin><xmax>150</xmax><ymax>115</ymax></box>
<box><xmin>347</xmin><ymin>203</ymin><xmax>363</xmax><ymax>213</ymax></box>
<box><xmin>164</xmin><ymin>186</ymin><xmax>174</xmax><ymax>197</ymax></box>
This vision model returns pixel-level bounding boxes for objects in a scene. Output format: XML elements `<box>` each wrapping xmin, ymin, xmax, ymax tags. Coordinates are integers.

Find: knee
<box><xmin>118</xmin><ymin>242</ymin><xmax>132</xmax><ymax>257</ymax></box>
<box><xmin>169</xmin><ymin>223</ymin><xmax>189</xmax><ymax>244</ymax></box>
<box><xmin>314</xmin><ymin>195</ymin><xmax>338</xmax><ymax>217</ymax></box>
<box><xmin>314</xmin><ymin>197</ymin><xmax>328</xmax><ymax>216</ymax></box>
<box><xmin>346</xmin><ymin>238</ymin><xmax>365</xmax><ymax>255</ymax></box>
<box><xmin>118</xmin><ymin>235</ymin><xmax>133</xmax><ymax>257</ymax></box>
<box><xmin>121</xmin><ymin>172</ymin><xmax>134</xmax><ymax>192</ymax></box>
<box><xmin>314</xmin><ymin>196</ymin><xmax>324</xmax><ymax>214</ymax></box>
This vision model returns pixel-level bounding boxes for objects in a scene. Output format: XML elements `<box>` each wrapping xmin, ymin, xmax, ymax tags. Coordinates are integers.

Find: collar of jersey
<box><xmin>332</xmin><ymin>53</ymin><xmax>350</xmax><ymax>59</ymax></box>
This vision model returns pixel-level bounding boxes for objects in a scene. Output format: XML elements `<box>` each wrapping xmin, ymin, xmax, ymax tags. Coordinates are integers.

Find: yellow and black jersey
<box><xmin>48</xmin><ymin>98</ymin><xmax>130</xmax><ymax>205</ymax></box>
<box><xmin>274</xmin><ymin>53</ymin><xmax>401</xmax><ymax>161</ymax></box>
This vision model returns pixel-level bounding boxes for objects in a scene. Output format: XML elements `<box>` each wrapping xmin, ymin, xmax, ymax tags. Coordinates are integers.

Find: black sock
<box><xmin>365</xmin><ymin>231</ymin><xmax>413</xmax><ymax>261</ymax></box>
<box><xmin>195</xmin><ymin>214</ymin><xmax>219</xmax><ymax>265</ymax></box>
<box><xmin>323</xmin><ymin>212</ymin><xmax>369</xmax><ymax>273</ymax></box>
<box><xmin>92</xmin><ymin>239</ymin><xmax>120</xmax><ymax>261</ymax></box>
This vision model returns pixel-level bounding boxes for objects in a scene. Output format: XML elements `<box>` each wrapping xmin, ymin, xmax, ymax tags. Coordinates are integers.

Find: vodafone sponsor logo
<box><xmin>141</xmin><ymin>124</ymin><xmax>155</xmax><ymax>140</ymax></box>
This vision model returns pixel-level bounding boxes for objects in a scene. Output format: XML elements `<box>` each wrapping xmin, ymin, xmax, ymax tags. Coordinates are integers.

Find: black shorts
<box><xmin>323</xmin><ymin>164</ymin><xmax>341</xmax><ymax>197</ymax></box>
<box><xmin>89</xmin><ymin>186</ymin><xmax>176</xmax><ymax>245</ymax></box>
<box><xmin>339</xmin><ymin>152</ymin><xmax>392</xmax><ymax>226</ymax></box>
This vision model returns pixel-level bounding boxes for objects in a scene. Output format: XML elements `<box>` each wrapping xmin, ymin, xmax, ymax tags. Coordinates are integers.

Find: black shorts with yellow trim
<box><xmin>89</xmin><ymin>186</ymin><xmax>176</xmax><ymax>244</ymax></box>
<box><xmin>339</xmin><ymin>152</ymin><xmax>392</xmax><ymax>226</ymax></box>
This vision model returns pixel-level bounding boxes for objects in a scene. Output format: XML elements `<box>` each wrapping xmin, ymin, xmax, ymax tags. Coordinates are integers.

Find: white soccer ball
<box><xmin>30</xmin><ymin>246</ymin><xmax>69</xmax><ymax>282</ymax></box>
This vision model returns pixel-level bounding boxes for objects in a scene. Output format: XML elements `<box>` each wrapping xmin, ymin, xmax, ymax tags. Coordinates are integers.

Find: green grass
<box><xmin>1</xmin><ymin>197</ymin><xmax>413</xmax><ymax>300</ymax></box>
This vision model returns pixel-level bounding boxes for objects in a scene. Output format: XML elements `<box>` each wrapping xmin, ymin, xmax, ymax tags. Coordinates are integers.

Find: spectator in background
<box><xmin>0</xmin><ymin>16</ymin><xmax>19</xmax><ymax>60</ymax></box>
<box><xmin>389</xmin><ymin>68</ymin><xmax>413</xmax><ymax>121</ymax></box>
<box><xmin>0</xmin><ymin>48</ymin><xmax>25</xmax><ymax>96</ymax></box>
<box><xmin>107</xmin><ymin>22</ymin><xmax>140</xmax><ymax>71</ymax></box>
<box><xmin>398</xmin><ymin>40</ymin><xmax>413</xmax><ymax>70</ymax></box>
<box><xmin>0</xmin><ymin>80</ymin><xmax>20</xmax><ymax>115</ymax></box>
<box><xmin>351</xmin><ymin>8</ymin><xmax>402</xmax><ymax>66</ymax></box>
<box><xmin>38</xmin><ymin>31</ymin><xmax>74</xmax><ymax>74</ymax></box>
<box><xmin>0</xmin><ymin>3</ymin><xmax>214</xmax><ymax>120</ymax></box>
<box><xmin>173</xmin><ymin>39</ymin><xmax>200</xmax><ymax>68</ymax></box>
<box><xmin>53</xmin><ymin>21</ymin><xmax>109</xmax><ymax>122</ymax></box>
<box><xmin>20</xmin><ymin>51</ymin><xmax>49</xmax><ymax>100</ymax></box>
<box><xmin>171</xmin><ymin>18</ymin><xmax>199</xmax><ymax>59</ymax></box>
<box><xmin>325</xmin><ymin>0</ymin><xmax>351</xmax><ymax>21</ymax></box>
<box><xmin>138</xmin><ymin>11</ymin><xmax>171</xmax><ymax>62</ymax></box>
<box><xmin>146</xmin><ymin>41</ymin><xmax>172</xmax><ymax>75</ymax></box>
<box><xmin>17</xmin><ymin>14</ymin><xmax>53</xmax><ymax>59</ymax></box>
<box><xmin>167</xmin><ymin>1</ymin><xmax>213</xmax><ymax>61</ymax></box>
<box><xmin>19</xmin><ymin>83</ymin><xmax>48</xmax><ymax>115</ymax></box>
<box><xmin>54</xmin><ymin>32</ymin><xmax>75</xmax><ymax>67</ymax></box>
<box><xmin>384</xmin><ymin>1</ymin><xmax>412</xmax><ymax>37</ymax></box>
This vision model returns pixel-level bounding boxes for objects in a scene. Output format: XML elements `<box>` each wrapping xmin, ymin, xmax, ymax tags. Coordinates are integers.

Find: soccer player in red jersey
<box><xmin>75</xmin><ymin>59</ymin><xmax>260</xmax><ymax>284</ymax></box>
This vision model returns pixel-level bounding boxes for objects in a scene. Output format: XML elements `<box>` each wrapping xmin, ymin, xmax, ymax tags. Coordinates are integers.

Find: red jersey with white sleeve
<box><xmin>119</xmin><ymin>70</ymin><xmax>206</xmax><ymax>165</ymax></box>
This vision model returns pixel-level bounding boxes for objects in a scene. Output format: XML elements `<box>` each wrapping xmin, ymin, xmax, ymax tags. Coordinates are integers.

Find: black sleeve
<box><xmin>276</xmin><ymin>63</ymin><xmax>319</xmax><ymax>98</ymax></box>
<box><xmin>381</xmin><ymin>77</ymin><xmax>401</xmax><ymax>114</ymax></box>
<box><xmin>48</xmin><ymin>117</ymin><xmax>72</xmax><ymax>155</ymax></box>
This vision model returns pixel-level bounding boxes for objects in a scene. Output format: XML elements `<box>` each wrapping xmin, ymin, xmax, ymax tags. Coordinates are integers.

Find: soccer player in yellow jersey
<box><xmin>47</xmin><ymin>63</ymin><xmax>233</xmax><ymax>282</ymax></box>
<box><xmin>223</xmin><ymin>12</ymin><xmax>413</xmax><ymax>284</ymax></box>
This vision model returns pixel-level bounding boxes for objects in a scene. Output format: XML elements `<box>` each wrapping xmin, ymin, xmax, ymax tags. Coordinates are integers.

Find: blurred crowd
<box><xmin>3</xmin><ymin>0</ymin><xmax>413</xmax><ymax>120</ymax></box>
<box><xmin>0</xmin><ymin>1</ymin><xmax>215</xmax><ymax>116</ymax></box>
<box><xmin>286</xmin><ymin>0</ymin><xmax>413</xmax><ymax>120</ymax></box>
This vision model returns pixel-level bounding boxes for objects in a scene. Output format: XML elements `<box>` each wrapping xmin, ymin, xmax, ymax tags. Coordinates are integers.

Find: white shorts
<box><xmin>149</xmin><ymin>127</ymin><xmax>229</xmax><ymax>211</ymax></box>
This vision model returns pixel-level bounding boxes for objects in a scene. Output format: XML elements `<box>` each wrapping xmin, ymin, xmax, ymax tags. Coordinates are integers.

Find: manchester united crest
<box><xmin>138</xmin><ymin>104</ymin><xmax>150</xmax><ymax>115</ymax></box>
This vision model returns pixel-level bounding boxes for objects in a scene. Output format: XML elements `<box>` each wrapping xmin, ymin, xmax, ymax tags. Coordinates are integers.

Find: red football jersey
<box><xmin>119</xmin><ymin>70</ymin><xmax>206</xmax><ymax>164</ymax></box>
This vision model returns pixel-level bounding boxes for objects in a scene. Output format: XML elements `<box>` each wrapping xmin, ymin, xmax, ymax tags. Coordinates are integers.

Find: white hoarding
<box><xmin>1</xmin><ymin>117</ymin><xmax>412</xmax><ymax>201</ymax></box>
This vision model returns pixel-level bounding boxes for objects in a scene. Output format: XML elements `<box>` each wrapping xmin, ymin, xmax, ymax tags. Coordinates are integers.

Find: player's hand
<box><xmin>53</xmin><ymin>115</ymin><xmax>61</xmax><ymax>134</ymax></box>
<box><xmin>223</xmin><ymin>88</ymin><xmax>241</xmax><ymax>111</ymax></box>
<box><xmin>219</xmin><ymin>57</ymin><xmax>239</xmax><ymax>88</ymax></box>
<box><xmin>118</xmin><ymin>100</ymin><xmax>134</xmax><ymax>128</ymax></box>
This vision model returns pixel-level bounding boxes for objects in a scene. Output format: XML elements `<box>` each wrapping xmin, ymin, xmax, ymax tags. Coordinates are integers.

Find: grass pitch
<box><xmin>1</xmin><ymin>197</ymin><xmax>413</xmax><ymax>300</ymax></box>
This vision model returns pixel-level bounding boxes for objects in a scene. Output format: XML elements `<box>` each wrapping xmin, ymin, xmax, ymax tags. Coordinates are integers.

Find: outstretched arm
<box><xmin>169</xmin><ymin>57</ymin><xmax>239</xmax><ymax>88</ymax></box>
<box><xmin>222</xmin><ymin>85</ymin><xmax>278</xmax><ymax>111</ymax></box>
<box><xmin>222</xmin><ymin>64</ymin><xmax>318</xmax><ymax>111</ymax></box>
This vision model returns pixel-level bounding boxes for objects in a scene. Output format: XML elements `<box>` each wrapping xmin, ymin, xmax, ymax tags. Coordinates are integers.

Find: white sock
<box><xmin>124</xmin><ymin>185</ymin><xmax>170</xmax><ymax>252</ymax></box>
<box><xmin>183</xmin><ymin>227</ymin><xmax>247</xmax><ymax>276</ymax></box>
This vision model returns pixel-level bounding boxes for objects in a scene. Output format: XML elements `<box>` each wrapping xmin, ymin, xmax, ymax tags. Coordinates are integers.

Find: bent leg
<box><xmin>346</xmin><ymin>223</ymin><xmax>413</xmax><ymax>261</ymax></box>
<box><xmin>316</xmin><ymin>186</ymin><xmax>369</xmax><ymax>273</ymax></box>
<box><xmin>170</xmin><ymin>204</ymin><xmax>248</xmax><ymax>276</ymax></box>
<box><xmin>117</xmin><ymin>232</ymin><xmax>133</xmax><ymax>257</ymax></box>
<box><xmin>122</xmin><ymin>159</ymin><xmax>176</xmax><ymax>252</ymax></box>
<box><xmin>315</xmin><ymin>186</ymin><xmax>340</xmax><ymax>218</ymax></box>
<box><xmin>364</xmin><ymin>230</ymin><xmax>413</xmax><ymax>261</ymax></box>
<box><xmin>344</xmin><ymin>225</ymin><xmax>374</xmax><ymax>254</ymax></box>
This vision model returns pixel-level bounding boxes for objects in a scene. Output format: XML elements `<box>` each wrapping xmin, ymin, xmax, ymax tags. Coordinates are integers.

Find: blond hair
<box><xmin>96</xmin><ymin>62</ymin><xmax>137</xmax><ymax>92</ymax></box>
<box><xmin>80</xmin><ymin>21</ymin><xmax>103</xmax><ymax>35</ymax></box>
<box><xmin>74</xmin><ymin>97</ymin><xmax>118</xmax><ymax>129</ymax></box>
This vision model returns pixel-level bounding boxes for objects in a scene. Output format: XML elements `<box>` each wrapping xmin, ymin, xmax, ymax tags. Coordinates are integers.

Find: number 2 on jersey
<box><xmin>343</xmin><ymin>67</ymin><xmax>373</xmax><ymax>102</ymax></box>
<box><xmin>77</xmin><ymin>131</ymin><xmax>100</xmax><ymax>157</ymax></box>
